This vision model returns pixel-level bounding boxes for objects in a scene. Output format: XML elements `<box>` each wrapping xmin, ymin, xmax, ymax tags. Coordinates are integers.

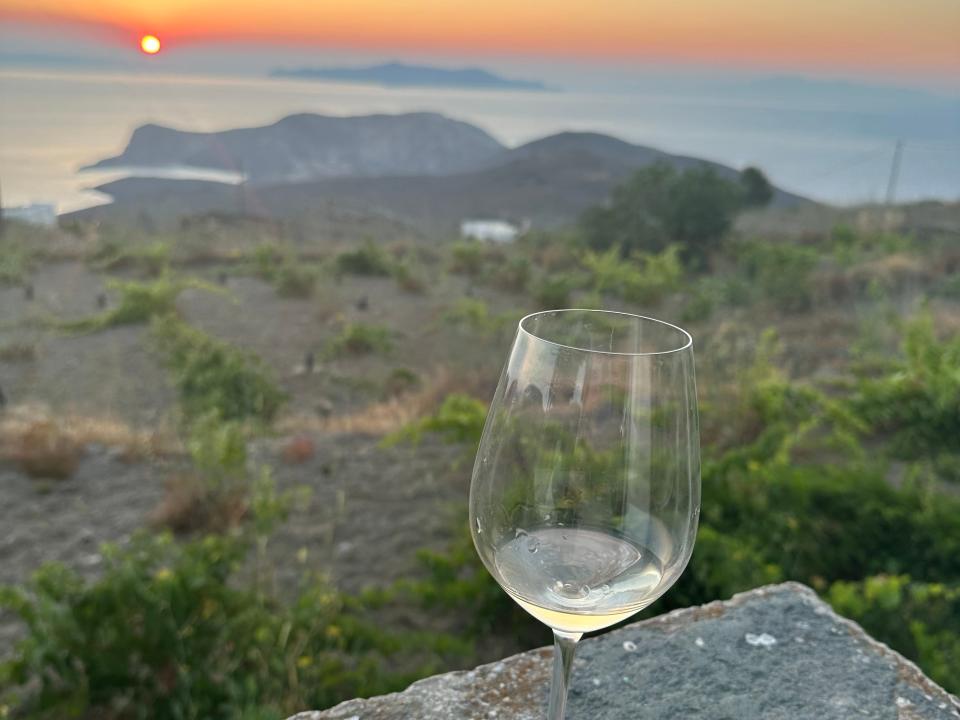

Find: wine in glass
<box><xmin>469</xmin><ymin>309</ymin><xmax>700</xmax><ymax>719</ymax></box>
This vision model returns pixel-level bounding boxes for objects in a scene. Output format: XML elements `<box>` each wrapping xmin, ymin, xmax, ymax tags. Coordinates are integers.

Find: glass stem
<box><xmin>547</xmin><ymin>630</ymin><xmax>582</xmax><ymax>720</ymax></box>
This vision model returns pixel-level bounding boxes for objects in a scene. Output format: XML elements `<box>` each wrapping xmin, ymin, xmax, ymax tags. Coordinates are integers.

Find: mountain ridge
<box><xmin>84</xmin><ymin>112</ymin><xmax>507</xmax><ymax>184</ymax></box>
<box><xmin>71</xmin><ymin>115</ymin><xmax>809</xmax><ymax>232</ymax></box>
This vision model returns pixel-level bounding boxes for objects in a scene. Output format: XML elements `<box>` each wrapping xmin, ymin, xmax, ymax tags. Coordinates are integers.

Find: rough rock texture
<box><xmin>287</xmin><ymin>582</ymin><xmax>960</xmax><ymax>720</ymax></box>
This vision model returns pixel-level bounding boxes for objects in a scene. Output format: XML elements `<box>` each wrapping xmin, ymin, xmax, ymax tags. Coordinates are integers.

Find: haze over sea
<box><xmin>1</xmin><ymin>66</ymin><xmax>958</xmax><ymax>213</ymax></box>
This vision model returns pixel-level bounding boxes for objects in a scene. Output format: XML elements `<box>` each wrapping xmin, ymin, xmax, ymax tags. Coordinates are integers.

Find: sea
<box><xmin>1</xmin><ymin>68</ymin><xmax>958</xmax><ymax>213</ymax></box>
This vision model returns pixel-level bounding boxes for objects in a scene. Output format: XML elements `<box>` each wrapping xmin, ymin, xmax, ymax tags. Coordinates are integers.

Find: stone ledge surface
<box><xmin>288</xmin><ymin>582</ymin><xmax>960</xmax><ymax>720</ymax></box>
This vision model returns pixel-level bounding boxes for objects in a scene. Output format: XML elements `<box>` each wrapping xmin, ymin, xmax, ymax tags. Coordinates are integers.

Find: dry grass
<box><xmin>150</xmin><ymin>473</ymin><xmax>248</xmax><ymax>534</ymax></box>
<box><xmin>0</xmin><ymin>342</ymin><xmax>37</xmax><ymax>362</ymax></box>
<box><xmin>0</xmin><ymin>404</ymin><xmax>177</xmax><ymax>472</ymax></box>
<box><xmin>278</xmin><ymin>368</ymin><xmax>490</xmax><ymax>437</ymax></box>
<box><xmin>849</xmin><ymin>253</ymin><xmax>934</xmax><ymax>293</ymax></box>
<box><xmin>9</xmin><ymin>419</ymin><xmax>84</xmax><ymax>480</ymax></box>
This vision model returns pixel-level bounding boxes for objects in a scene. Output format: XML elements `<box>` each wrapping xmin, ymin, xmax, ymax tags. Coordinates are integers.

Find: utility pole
<box><xmin>237</xmin><ymin>159</ymin><xmax>248</xmax><ymax>216</ymax></box>
<box><xmin>885</xmin><ymin>139</ymin><xmax>903</xmax><ymax>206</ymax></box>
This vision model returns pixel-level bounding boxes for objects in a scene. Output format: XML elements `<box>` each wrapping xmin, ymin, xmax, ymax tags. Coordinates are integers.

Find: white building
<box><xmin>5</xmin><ymin>203</ymin><xmax>57</xmax><ymax>227</ymax></box>
<box><xmin>460</xmin><ymin>219</ymin><xmax>520</xmax><ymax>244</ymax></box>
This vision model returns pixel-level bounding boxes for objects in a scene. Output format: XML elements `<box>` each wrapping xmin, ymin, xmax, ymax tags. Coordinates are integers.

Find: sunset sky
<box><xmin>2</xmin><ymin>0</ymin><xmax>958</xmax><ymax>84</ymax></box>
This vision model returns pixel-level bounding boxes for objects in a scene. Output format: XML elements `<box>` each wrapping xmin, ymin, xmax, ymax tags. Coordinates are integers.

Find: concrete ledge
<box><xmin>288</xmin><ymin>582</ymin><xmax>960</xmax><ymax>720</ymax></box>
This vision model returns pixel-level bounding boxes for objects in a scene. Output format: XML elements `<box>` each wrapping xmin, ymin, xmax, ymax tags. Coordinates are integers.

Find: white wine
<box><xmin>494</xmin><ymin>527</ymin><xmax>665</xmax><ymax>634</ymax></box>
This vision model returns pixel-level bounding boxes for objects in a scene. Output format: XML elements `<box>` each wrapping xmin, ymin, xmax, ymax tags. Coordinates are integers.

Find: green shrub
<box><xmin>719</xmin><ymin>275</ymin><xmax>752</xmax><ymax>306</ymax></box>
<box><xmin>681</xmin><ymin>285</ymin><xmax>715</xmax><ymax>324</ymax></box>
<box><xmin>736</xmin><ymin>241</ymin><xmax>818</xmax><ymax>312</ymax></box>
<box><xmin>0</xmin><ymin>526</ymin><xmax>467</xmax><ymax>718</ymax></box>
<box><xmin>828</xmin><ymin>576</ymin><xmax>960</xmax><ymax>693</ymax></box>
<box><xmin>152</xmin><ymin>417</ymin><xmax>254</xmax><ymax>533</ymax></box>
<box><xmin>739</xmin><ymin>166</ymin><xmax>773</xmax><ymax>208</ymax></box>
<box><xmin>581</xmin><ymin>162</ymin><xmax>743</xmax><ymax>267</ymax></box>
<box><xmin>57</xmin><ymin>274</ymin><xmax>220</xmax><ymax>333</ymax></box>
<box><xmin>248</xmin><ymin>244</ymin><xmax>317</xmax><ymax>298</ymax></box>
<box><xmin>409</xmin><ymin>399</ymin><xmax>960</xmax><ymax>687</ymax></box>
<box><xmin>582</xmin><ymin>246</ymin><xmax>682</xmax><ymax>305</ymax></box>
<box><xmin>273</xmin><ymin>264</ymin><xmax>316</xmax><ymax>298</ymax></box>
<box><xmin>443</xmin><ymin>298</ymin><xmax>511</xmax><ymax>336</ymax></box>
<box><xmin>326</xmin><ymin>323</ymin><xmax>393</xmax><ymax>357</ymax></box>
<box><xmin>448</xmin><ymin>241</ymin><xmax>485</xmax><ymax>277</ymax></box>
<box><xmin>152</xmin><ymin>316</ymin><xmax>287</xmax><ymax>423</ymax></box>
<box><xmin>488</xmin><ymin>257</ymin><xmax>530</xmax><ymax>293</ymax></box>
<box><xmin>391</xmin><ymin>262</ymin><xmax>428</xmax><ymax>294</ymax></box>
<box><xmin>385</xmin><ymin>394</ymin><xmax>487</xmax><ymax>447</ymax></box>
<box><xmin>335</xmin><ymin>241</ymin><xmax>393</xmax><ymax>277</ymax></box>
<box><xmin>405</xmin><ymin>525</ymin><xmax>547</xmax><ymax>648</ymax></box>
<box><xmin>90</xmin><ymin>240</ymin><xmax>170</xmax><ymax>277</ymax></box>
<box><xmin>383</xmin><ymin>367</ymin><xmax>420</xmax><ymax>397</ymax></box>
<box><xmin>250</xmin><ymin>243</ymin><xmax>285</xmax><ymax>278</ymax></box>
<box><xmin>621</xmin><ymin>246</ymin><xmax>683</xmax><ymax>304</ymax></box>
<box><xmin>0</xmin><ymin>239</ymin><xmax>35</xmax><ymax>285</ymax></box>
<box><xmin>534</xmin><ymin>275</ymin><xmax>575</xmax><ymax>309</ymax></box>
<box><xmin>853</xmin><ymin>312</ymin><xmax>960</xmax><ymax>457</ymax></box>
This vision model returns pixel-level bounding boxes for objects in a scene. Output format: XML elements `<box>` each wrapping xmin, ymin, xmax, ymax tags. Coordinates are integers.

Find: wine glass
<box><xmin>469</xmin><ymin>309</ymin><xmax>700</xmax><ymax>719</ymax></box>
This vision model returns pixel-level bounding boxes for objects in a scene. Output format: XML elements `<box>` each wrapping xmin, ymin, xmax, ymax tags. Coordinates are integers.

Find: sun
<box><xmin>140</xmin><ymin>35</ymin><xmax>161</xmax><ymax>55</ymax></box>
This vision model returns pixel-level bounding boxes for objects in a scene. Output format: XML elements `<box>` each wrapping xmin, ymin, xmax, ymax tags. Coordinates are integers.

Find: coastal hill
<box><xmin>83</xmin><ymin>112</ymin><xmax>507</xmax><ymax>184</ymax></box>
<box><xmin>72</xmin><ymin>118</ymin><xmax>808</xmax><ymax>232</ymax></box>
<box><xmin>270</xmin><ymin>61</ymin><xmax>549</xmax><ymax>91</ymax></box>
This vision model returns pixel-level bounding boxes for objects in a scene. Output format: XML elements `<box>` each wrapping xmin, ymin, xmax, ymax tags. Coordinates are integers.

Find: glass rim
<box><xmin>518</xmin><ymin>308</ymin><xmax>693</xmax><ymax>357</ymax></box>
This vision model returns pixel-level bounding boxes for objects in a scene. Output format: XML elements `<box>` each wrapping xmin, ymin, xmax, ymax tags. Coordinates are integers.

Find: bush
<box><xmin>391</xmin><ymin>262</ymin><xmax>428</xmax><ymax>294</ymax></box>
<box><xmin>0</xmin><ymin>230</ymin><xmax>38</xmax><ymax>285</ymax></box>
<box><xmin>621</xmin><ymin>247</ymin><xmax>682</xmax><ymax>304</ymax></box>
<box><xmin>581</xmin><ymin>162</ymin><xmax>744</xmax><ymax>267</ymax></box>
<box><xmin>736</xmin><ymin>241</ymin><xmax>818</xmax><ymax>312</ymax></box>
<box><xmin>386</xmin><ymin>394</ymin><xmax>487</xmax><ymax>447</ymax></box>
<box><xmin>444</xmin><ymin>298</ymin><xmax>510</xmax><ymax>336</ymax></box>
<box><xmin>335</xmin><ymin>241</ymin><xmax>393</xmax><ymax>277</ymax></box>
<box><xmin>828</xmin><ymin>576</ymin><xmax>960</xmax><ymax>693</ymax></box>
<box><xmin>448</xmin><ymin>241</ymin><xmax>485</xmax><ymax>277</ymax></box>
<box><xmin>151</xmin><ymin>417</ymin><xmax>252</xmax><ymax>533</ymax></box>
<box><xmin>0</xmin><ymin>526</ymin><xmax>467</xmax><ymax>718</ymax></box>
<box><xmin>383</xmin><ymin>367</ymin><xmax>420</xmax><ymax>397</ymax></box>
<box><xmin>681</xmin><ymin>285</ymin><xmax>715</xmax><ymax>324</ymax></box>
<box><xmin>853</xmin><ymin>312</ymin><xmax>960</xmax><ymax>458</ymax></box>
<box><xmin>152</xmin><ymin>316</ymin><xmax>287</xmax><ymax>423</ymax></box>
<box><xmin>739</xmin><ymin>166</ymin><xmax>773</xmax><ymax>208</ymax></box>
<box><xmin>58</xmin><ymin>274</ymin><xmax>220</xmax><ymax>333</ymax></box>
<box><xmin>273</xmin><ymin>264</ymin><xmax>316</xmax><ymax>298</ymax></box>
<box><xmin>582</xmin><ymin>246</ymin><xmax>682</xmax><ymax>305</ymax></box>
<box><xmin>250</xmin><ymin>243</ymin><xmax>286</xmax><ymax>278</ymax></box>
<box><xmin>534</xmin><ymin>275</ymin><xmax>575</xmax><ymax>309</ymax></box>
<box><xmin>90</xmin><ymin>240</ymin><xmax>170</xmax><ymax>277</ymax></box>
<box><xmin>325</xmin><ymin>322</ymin><xmax>393</xmax><ymax>357</ymax></box>
<box><xmin>248</xmin><ymin>244</ymin><xmax>317</xmax><ymax>298</ymax></box>
<box><xmin>409</xmin><ymin>403</ymin><xmax>960</xmax><ymax>690</ymax></box>
<box><xmin>13</xmin><ymin>419</ymin><xmax>84</xmax><ymax>481</ymax></box>
<box><xmin>488</xmin><ymin>257</ymin><xmax>530</xmax><ymax>293</ymax></box>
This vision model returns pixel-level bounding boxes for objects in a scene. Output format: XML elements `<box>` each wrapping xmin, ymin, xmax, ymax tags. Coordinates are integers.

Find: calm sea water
<box><xmin>1</xmin><ymin>68</ymin><xmax>958</xmax><ymax>212</ymax></box>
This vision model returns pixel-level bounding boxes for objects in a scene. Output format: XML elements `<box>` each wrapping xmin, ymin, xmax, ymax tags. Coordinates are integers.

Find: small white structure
<box><xmin>460</xmin><ymin>219</ymin><xmax>519</xmax><ymax>244</ymax></box>
<box><xmin>5</xmin><ymin>203</ymin><xmax>57</xmax><ymax>227</ymax></box>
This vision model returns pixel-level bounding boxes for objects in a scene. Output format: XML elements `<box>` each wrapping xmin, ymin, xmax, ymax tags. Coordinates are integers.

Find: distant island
<box><xmin>269</xmin><ymin>61</ymin><xmax>550</xmax><ymax>92</ymax></box>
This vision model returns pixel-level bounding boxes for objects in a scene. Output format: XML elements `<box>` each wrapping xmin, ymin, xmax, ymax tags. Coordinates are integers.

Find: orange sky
<box><xmin>3</xmin><ymin>0</ymin><xmax>959</xmax><ymax>77</ymax></box>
